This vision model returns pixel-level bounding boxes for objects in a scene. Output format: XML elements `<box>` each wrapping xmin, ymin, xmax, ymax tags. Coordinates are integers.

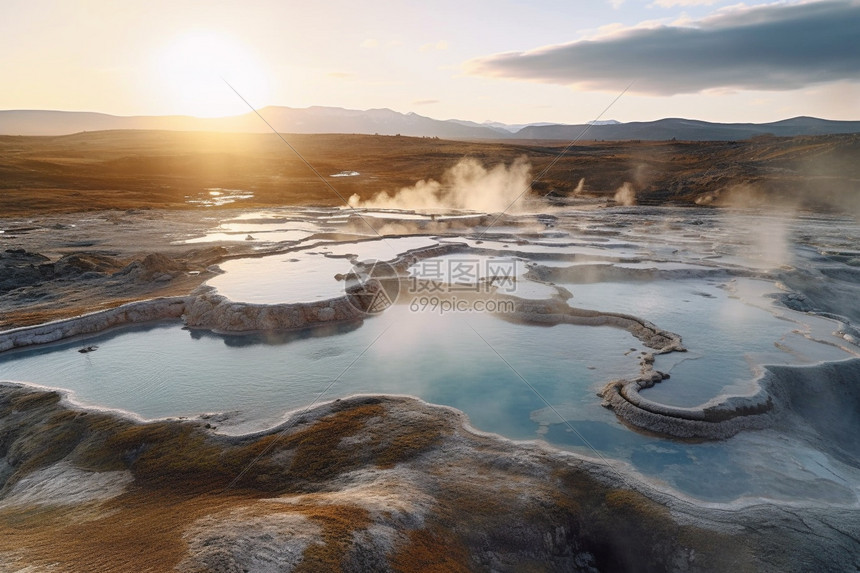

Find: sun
<box><xmin>155</xmin><ymin>31</ymin><xmax>270</xmax><ymax>117</ymax></box>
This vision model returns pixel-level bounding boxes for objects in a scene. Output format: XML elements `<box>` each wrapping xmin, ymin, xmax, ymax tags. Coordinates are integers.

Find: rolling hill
<box><xmin>2</xmin><ymin>107</ymin><xmax>859</xmax><ymax>141</ymax></box>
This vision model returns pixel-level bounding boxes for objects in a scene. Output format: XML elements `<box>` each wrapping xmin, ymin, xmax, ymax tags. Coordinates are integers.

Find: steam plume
<box><xmin>613</xmin><ymin>182</ymin><xmax>637</xmax><ymax>206</ymax></box>
<box><xmin>348</xmin><ymin>157</ymin><xmax>532</xmax><ymax>213</ymax></box>
<box><xmin>718</xmin><ymin>184</ymin><xmax>797</xmax><ymax>269</ymax></box>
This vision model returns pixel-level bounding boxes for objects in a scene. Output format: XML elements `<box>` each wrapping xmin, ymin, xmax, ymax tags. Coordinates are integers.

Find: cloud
<box><xmin>650</xmin><ymin>0</ymin><xmax>717</xmax><ymax>6</ymax></box>
<box><xmin>466</xmin><ymin>1</ymin><xmax>860</xmax><ymax>95</ymax></box>
<box><xmin>360</xmin><ymin>38</ymin><xmax>379</xmax><ymax>48</ymax></box>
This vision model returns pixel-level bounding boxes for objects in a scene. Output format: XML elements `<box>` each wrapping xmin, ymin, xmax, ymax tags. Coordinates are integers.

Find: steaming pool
<box><xmin>3</xmin><ymin>206</ymin><xmax>860</xmax><ymax>504</ymax></box>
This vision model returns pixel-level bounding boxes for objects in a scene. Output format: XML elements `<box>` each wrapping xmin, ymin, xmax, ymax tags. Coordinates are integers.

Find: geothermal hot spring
<box><xmin>2</xmin><ymin>206</ymin><xmax>860</xmax><ymax>504</ymax></box>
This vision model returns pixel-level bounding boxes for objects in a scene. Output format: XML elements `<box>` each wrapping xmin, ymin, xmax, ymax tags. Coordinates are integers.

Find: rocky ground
<box><xmin>0</xmin><ymin>209</ymin><xmax>251</xmax><ymax>329</ymax></box>
<box><xmin>0</xmin><ymin>385</ymin><xmax>858</xmax><ymax>572</ymax></box>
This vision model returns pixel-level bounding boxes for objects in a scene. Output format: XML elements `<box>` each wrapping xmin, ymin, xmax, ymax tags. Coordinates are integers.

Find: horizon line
<box><xmin>1</xmin><ymin>107</ymin><xmax>856</xmax><ymax>129</ymax></box>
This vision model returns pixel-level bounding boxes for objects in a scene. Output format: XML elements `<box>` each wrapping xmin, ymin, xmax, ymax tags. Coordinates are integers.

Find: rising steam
<box><xmin>613</xmin><ymin>182</ymin><xmax>637</xmax><ymax>206</ymax></box>
<box><xmin>718</xmin><ymin>183</ymin><xmax>797</xmax><ymax>269</ymax></box>
<box><xmin>348</xmin><ymin>157</ymin><xmax>532</xmax><ymax>213</ymax></box>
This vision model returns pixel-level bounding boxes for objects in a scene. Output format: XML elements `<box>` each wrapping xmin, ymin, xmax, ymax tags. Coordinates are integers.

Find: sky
<box><xmin>2</xmin><ymin>0</ymin><xmax>859</xmax><ymax>124</ymax></box>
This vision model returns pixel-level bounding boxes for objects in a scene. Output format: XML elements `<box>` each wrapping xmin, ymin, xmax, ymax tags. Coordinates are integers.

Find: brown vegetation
<box><xmin>1</xmin><ymin>130</ymin><xmax>858</xmax><ymax>217</ymax></box>
<box><xmin>0</xmin><ymin>386</ymin><xmax>767</xmax><ymax>572</ymax></box>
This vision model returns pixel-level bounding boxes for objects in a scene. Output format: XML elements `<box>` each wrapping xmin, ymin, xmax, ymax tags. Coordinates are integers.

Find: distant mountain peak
<box><xmin>0</xmin><ymin>108</ymin><xmax>858</xmax><ymax>140</ymax></box>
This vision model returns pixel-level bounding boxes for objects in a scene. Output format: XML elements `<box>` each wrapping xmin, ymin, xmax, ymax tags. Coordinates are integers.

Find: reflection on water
<box><xmin>0</xmin><ymin>308</ymin><xmax>643</xmax><ymax>434</ymax></box>
<box><xmin>185</xmin><ymin>188</ymin><xmax>255</xmax><ymax>207</ymax></box>
<box><xmin>2</xmin><ymin>303</ymin><xmax>857</xmax><ymax>503</ymax></box>
<box><xmin>3</xmin><ymin>206</ymin><xmax>860</xmax><ymax>503</ymax></box>
<box><xmin>207</xmin><ymin>236</ymin><xmax>440</xmax><ymax>304</ymax></box>
<box><xmin>564</xmin><ymin>278</ymin><xmax>855</xmax><ymax>406</ymax></box>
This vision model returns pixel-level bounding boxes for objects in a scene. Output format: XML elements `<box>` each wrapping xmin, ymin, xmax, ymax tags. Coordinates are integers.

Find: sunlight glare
<box><xmin>155</xmin><ymin>31</ymin><xmax>269</xmax><ymax>117</ymax></box>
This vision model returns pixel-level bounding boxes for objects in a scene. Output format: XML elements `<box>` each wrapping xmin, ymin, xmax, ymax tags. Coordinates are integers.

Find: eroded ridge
<box><xmin>502</xmin><ymin>297</ymin><xmax>685</xmax><ymax>354</ymax></box>
<box><xmin>599</xmin><ymin>373</ymin><xmax>774</xmax><ymax>440</ymax></box>
<box><xmin>599</xmin><ymin>354</ymin><xmax>860</xmax><ymax>444</ymax></box>
<box><xmin>0</xmin><ymin>297</ymin><xmax>189</xmax><ymax>353</ymax></box>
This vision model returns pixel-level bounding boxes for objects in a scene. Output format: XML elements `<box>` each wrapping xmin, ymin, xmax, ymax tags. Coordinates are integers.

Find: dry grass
<box><xmin>0</xmin><ymin>390</ymin><xmax>381</xmax><ymax>570</ymax></box>
<box><xmin>2</xmin><ymin>383</ymin><xmax>447</xmax><ymax>497</ymax></box>
<box><xmin>292</xmin><ymin>503</ymin><xmax>373</xmax><ymax>572</ymax></box>
<box><xmin>0</xmin><ymin>293</ymin><xmax>175</xmax><ymax>331</ymax></box>
<box><xmin>283</xmin><ymin>402</ymin><xmax>386</xmax><ymax>483</ymax></box>
<box><xmin>0</xmin><ymin>488</ymin><xmax>259</xmax><ymax>572</ymax></box>
<box><xmin>390</xmin><ymin>526</ymin><xmax>472</xmax><ymax>573</ymax></box>
<box><xmin>3</xmin><ymin>130</ymin><xmax>857</xmax><ymax>217</ymax></box>
<box><xmin>0</xmin><ymin>385</ymin><xmax>768</xmax><ymax>571</ymax></box>
<box><xmin>0</xmin><ymin>390</ymin><xmax>448</xmax><ymax>571</ymax></box>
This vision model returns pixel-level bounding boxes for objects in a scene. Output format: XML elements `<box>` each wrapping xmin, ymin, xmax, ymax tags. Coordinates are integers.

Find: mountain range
<box><xmin>1</xmin><ymin>107</ymin><xmax>859</xmax><ymax>141</ymax></box>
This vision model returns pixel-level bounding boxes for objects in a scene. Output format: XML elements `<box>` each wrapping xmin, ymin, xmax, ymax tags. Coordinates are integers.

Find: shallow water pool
<box><xmin>4</xmin><ymin>206</ymin><xmax>860</xmax><ymax>504</ymax></box>
<box><xmin>2</xmin><ymin>302</ymin><xmax>858</xmax><ymax>503</ymax></box>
